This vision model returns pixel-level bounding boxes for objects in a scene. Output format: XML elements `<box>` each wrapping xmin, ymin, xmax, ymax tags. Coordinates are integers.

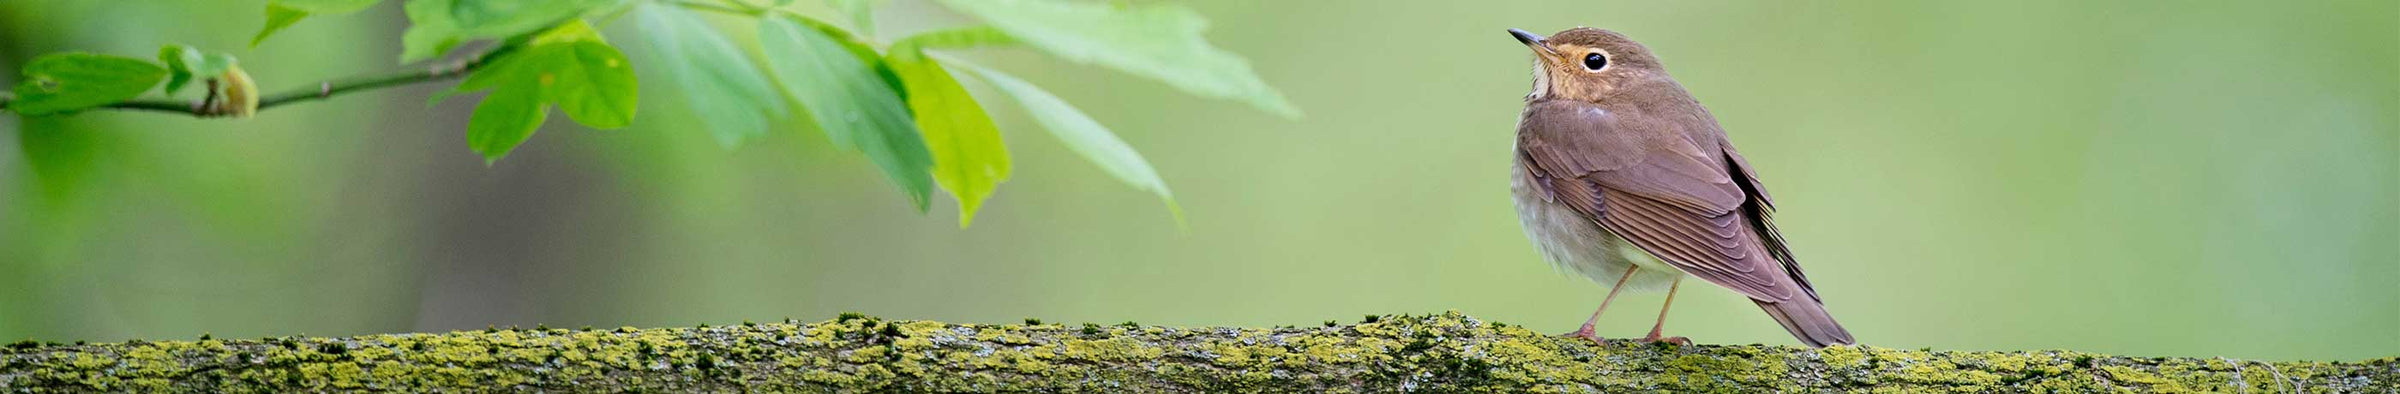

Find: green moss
<box><xmin>2</xmin><ymin>313</ymin><xmax>2389</xmax><ymax>392</ymax></box>
<box><xmin>1819</xmin><ymin>344</ymin><xmax>1868</xmax><ymax>367</ymax></box>
<box><xmin>2102</xmin><ymin>365</ymin><xmax>2174</xmax><ymax>386</ymax></box>
<box><xmin>68</xmin><ymin>353</ymin><xmax>114</xmax><ymax>370</ymax></box>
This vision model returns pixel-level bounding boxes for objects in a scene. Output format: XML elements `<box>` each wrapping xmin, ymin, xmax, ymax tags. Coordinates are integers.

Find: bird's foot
<box><xmin>1638</xmin><ymin>334</ymin><xmax>1691</xmax><ymax>346</ymax></box>
<box><xmin>1561</xmin><ymin>328</ymin><xmax>1612</xmax><ymax>346</ymax></box>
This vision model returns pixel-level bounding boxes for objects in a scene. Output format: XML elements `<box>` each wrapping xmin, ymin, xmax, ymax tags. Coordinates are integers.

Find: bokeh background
<box><xmin>1</xmin><ymin>0</ymin><xmax>2392</xmax><ymax>361</ymax></box>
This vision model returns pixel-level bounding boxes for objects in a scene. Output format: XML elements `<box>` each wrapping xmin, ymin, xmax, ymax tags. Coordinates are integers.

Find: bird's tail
<box><xmin>1755</xmin><ymin>299</ymin><xmax>1854</xmax><ymax>347</ymax></box>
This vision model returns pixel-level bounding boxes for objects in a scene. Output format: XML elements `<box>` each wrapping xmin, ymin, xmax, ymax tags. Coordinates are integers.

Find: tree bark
<box><xmin>1</xmin><ymin>312</ymin><xmax>2391</xmax><ymax>393</ymax></box>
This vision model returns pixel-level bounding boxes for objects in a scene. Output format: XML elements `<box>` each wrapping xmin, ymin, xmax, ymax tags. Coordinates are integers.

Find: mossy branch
<box><xmin>0</xmin><ymin>312</ymin><xmax>2391</xmax><ymax>392</ymax></box>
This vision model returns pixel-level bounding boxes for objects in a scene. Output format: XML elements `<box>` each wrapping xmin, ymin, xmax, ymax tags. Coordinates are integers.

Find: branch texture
<box><xmin>0</xmin><ymin>312</ymin><xmax>2391</xmax><ymax>392</ymax></box>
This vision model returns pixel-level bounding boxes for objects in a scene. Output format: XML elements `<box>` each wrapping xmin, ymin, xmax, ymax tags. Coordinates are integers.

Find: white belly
<box><xmin>1511</xmin><ymin>160</ymin><xmax>1683</xmax><ymax>293</ymax></box>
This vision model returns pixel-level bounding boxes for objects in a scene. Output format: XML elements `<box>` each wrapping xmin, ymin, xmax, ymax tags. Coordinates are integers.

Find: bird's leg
<box><xmin>1639</xmin><ymin>276</ymin><xmax>1692</xmax><ymax>346</ymax></box>
<box><xmin>1566</xmin><ymin>267</ymin><xmax>1640</xmax><ymax>344</ymax></box>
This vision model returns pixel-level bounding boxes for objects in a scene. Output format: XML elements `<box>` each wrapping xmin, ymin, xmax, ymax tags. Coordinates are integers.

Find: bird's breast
<box><xmin>1510</xmin><ymin>156</ymin><xmax>1682</xmax><ymax>292</ymax></box>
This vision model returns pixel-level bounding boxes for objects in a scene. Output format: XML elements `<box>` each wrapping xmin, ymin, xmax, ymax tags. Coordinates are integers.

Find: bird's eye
<box><xmin>1582</xmin><ymin>52</ymin><xmax>1608</xmax><ymax>71</ymax></box>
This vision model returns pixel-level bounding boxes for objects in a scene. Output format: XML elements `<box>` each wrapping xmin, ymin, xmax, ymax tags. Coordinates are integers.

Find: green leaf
<box><xmin>252</xmin><ymin>5</ymin><xmax>311</xmax><ymax>47</ymax></box>
<box><xmin>256</xmin><ymin>0</ymin><xmax>380</xmax><ymax>47</ymax></box>
<box><xmin>191</xmin><ymin>54</ymin><xmax>236</xmax><ymax>79</ymax></box>
<box><xmin>466</xmin><ymin>75</ymin><xmax>550</xmax><ymax>163</ymax></box>
<box><xmin>157</xmin><ymin>46</ymin><xmax>240</xmax><ymax>96</ymax></box>
<box><xmin>830</xmin><ymin>0</ymin><xmax>878</xmax><ymax>36</ymax></box>
<box><xmin>889</xmin><ymin>26</ymin><xmax>1017</xmax><ymax>52</ymax></box>
<box><xmin>760</xmin><ymin>16</ymin><xmax>934</xmax><ymax>211</ymax></box>
<box><xmin>8</xmin><ymin>53</ymin><xmax>168</xmax><ymax>115</ymax></box>
<box><xmin>158</xmin><ymin>46</ymin><xmax>194</xmax><ymax>95</ymax></box>
<box><xmin>273</xmin><ymin>0</ymin><xmax>380</xmax><ymax>14</ymax></box>
<box><xmin>448</xmin><ymin>41</ymin><xmax>545</xmax><ymax>161</ymax></box>
<box><xmin>437</xmin><ymin>45</ymin><xmax>533</xmax><ymax>104</ymax></box>
<box><xmin>400</xmin><ymin>0</ymin><xmax>613</xmax><ymax>63</ymax></box>
<box><xmin>530</xmin><ymin>17</ymin><xmax>606</xmax><ymax>45</ymax></box>
<box><xmin>952</xmin><ymin>61</ymin><xmax>1178</xmax><ymax>216</ymax></box>
<box><xmin>472</xmin><ymin>20</ymin><xmax>637</xmax><ymax>129</ymax></box>
<box><xmin>888</xmin><ymin>49</ymin><xmax>1009</xmax><ymax>227</ymax></box>
<box><xmin>399</xmin><ymin>0</ymin><xmax>466</xmax><ymax>63</ymax></box>
<box><xmin>629</xmin><ymin>4</ymin><xmax>784</xmax><ymax>147</ymax></box>
<box><xmin>933</xmin><ymin>0</ymin><xmax>1298</xmax><ymax>118</ymax></box>
<box><xmin>542</xmin><ymin>42</ymin><xmax>637</xmax><ymax>129</ymax></box>
<box><xmin>778</xmin><ymin>13</ymin><xmax>901</xmax><ymax>95</ymax></box>
<box><xmin>440</xmin><ymin>19</ymin><xmax>608</xmax><ymax>102</ymax></box>
<box><xmin>449</xmin><ymin>0</ymin><xmax>614</xmax><ymax>36</ymax></box>
<box><xmin>443</xmin><ymin>23</ymin><xmax>636</xmax><ymax>161</ymax></box>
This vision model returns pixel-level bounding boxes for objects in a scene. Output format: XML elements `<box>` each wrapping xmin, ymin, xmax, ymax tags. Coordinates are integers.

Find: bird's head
<box><xmin>1510</xmin><ymin>27</ymin><xmax>1662</xmax><ymax>103</ymax></box>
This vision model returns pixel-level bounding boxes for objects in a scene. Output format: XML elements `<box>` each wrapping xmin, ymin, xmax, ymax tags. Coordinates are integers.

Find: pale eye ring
<box><xmin>1582</xmin><ymin>52</ymin><xmax>1608</xmax><ymax>71</ymax></box>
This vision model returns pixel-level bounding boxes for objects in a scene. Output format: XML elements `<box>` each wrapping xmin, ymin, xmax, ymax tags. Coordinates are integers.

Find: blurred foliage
<box><xmin>0</xmin><ymin>0</ymin><xmax>2392</xmax><ymax>363</ymax></box>
<box><xmin>7</xmin><ymin>0</ymin><xmax>1289</xmax><ymax>224</ymax></box>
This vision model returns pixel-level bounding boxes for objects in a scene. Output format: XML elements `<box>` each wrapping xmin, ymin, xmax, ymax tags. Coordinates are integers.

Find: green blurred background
<box><xmin>1</xmin><ymin>0</ymin><xmax>2392</xmax><ymax>362</ymax></box>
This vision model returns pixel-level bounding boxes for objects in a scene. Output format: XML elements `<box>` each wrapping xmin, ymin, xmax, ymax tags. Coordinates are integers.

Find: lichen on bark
<box><xmin>1</xmin><ymin>312</ymin><xmax>2392</xmax><ymax>392</ymax></box>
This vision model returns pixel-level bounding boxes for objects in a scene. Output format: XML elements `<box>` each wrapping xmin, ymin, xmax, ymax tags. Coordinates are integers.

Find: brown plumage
<box><xmin>1509</xmin><ymin>27</ymin><xmax>1853</xmax><ymax>347</ymax></box>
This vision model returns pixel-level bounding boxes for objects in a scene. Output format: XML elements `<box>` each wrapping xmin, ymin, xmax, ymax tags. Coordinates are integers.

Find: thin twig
<box><xmin>1</xmin><ymin>1</ymin><xmax>671</xmax><ymax>118</ymax></box>
<box><xmin>0</xmin><ymin>46</ymin><xmax>517</xmax><ymax>117</ymax></box>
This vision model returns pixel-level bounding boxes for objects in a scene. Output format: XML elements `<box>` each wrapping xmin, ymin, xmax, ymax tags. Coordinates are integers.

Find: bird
<box><xmin>1506</xmin><ymin>27</ymin><xmax>1853</xmax><ymax>347</ymax></box>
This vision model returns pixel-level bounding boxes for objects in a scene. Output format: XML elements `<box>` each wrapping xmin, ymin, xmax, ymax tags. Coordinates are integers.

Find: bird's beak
<box><xmin>1509</xmin><ymin>28</ymin><xmax>1558</xmax><ymax>58</ymax></box>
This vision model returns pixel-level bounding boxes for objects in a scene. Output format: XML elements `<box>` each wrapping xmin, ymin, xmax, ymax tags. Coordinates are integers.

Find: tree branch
<box><xmin>0</xmin><ymin>46</ymin><xmax>516</xmax><ymax>118</ymax></box>
<box><xmin>0</xmin><ymin>312</ymin><xmax>2389</xmax><ymax>392</ymax></box>
<box><xmin>0</xmin><ymin>1</ymin><xmax>763</xmax><ymax>118</ymax></box>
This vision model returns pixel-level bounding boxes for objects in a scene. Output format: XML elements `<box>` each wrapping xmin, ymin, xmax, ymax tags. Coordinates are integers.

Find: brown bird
<box><xmin>1507</xmin><ymin>27</ymin><xmax>1853</xmax><ymax>347</ymax></box>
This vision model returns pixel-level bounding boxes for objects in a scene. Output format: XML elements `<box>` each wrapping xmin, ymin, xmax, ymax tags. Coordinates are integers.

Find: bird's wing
<box><xmin>1516</xmin><ymin>100</ymin><xmax>1799</xmax><ymax>302</ymax></box>
<box><xmin>1723</xmin><ymin>142</ymin><xmax>1819</xmax><ymax>302</ymax></box>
